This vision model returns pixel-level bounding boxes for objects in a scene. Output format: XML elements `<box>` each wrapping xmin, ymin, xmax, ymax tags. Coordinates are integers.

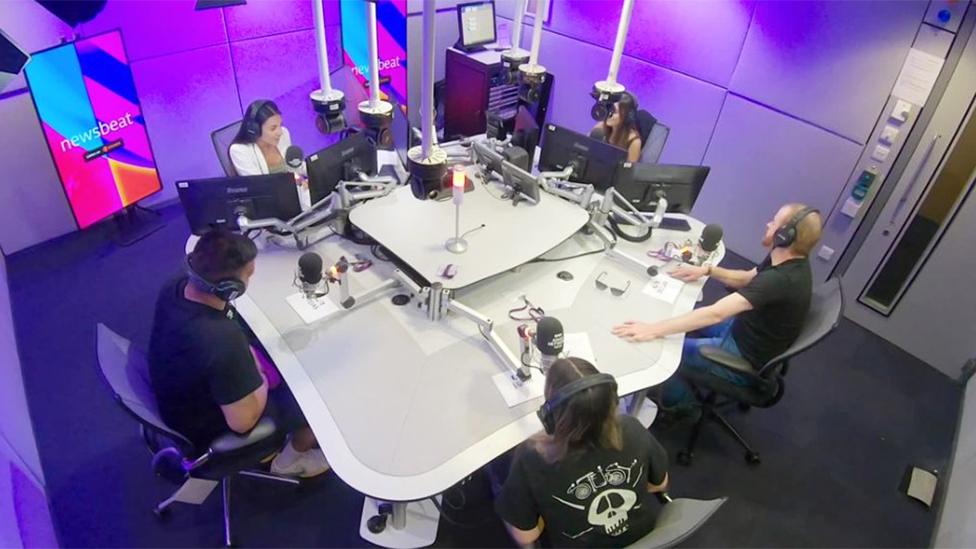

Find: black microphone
<box><xmin>297</xmin><ymin>252</ymin><xmax>325</xmax><ymax>298</ymax></box>
<box><xmin>697</xmin><ymin>224</ymin><xmax>723</xmax><ymax>264</ymax></box>
<box><xmin>285</xmin><ymin>145</ymin><xmax>304</xmax><ymax>170</ymax></box>
<box><xmin>535</xmin><ymin>316</ymin><xmax>564</xmax><ymax>373</ymax></box>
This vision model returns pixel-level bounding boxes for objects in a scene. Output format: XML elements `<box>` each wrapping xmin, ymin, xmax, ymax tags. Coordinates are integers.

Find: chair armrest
<box><xmin>699</xmin><ymin>345</ymin><xmax>756</xmax><ymax>375</ymax></box>
<box><xmin>208</xmin><ymin>417</ymin><xmax>280</xmax><ymax>456</ymax></box>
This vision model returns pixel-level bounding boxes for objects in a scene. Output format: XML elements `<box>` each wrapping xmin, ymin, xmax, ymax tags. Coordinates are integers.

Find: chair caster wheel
<box><xmin>677</xmin><ymin>451</ymin><xmax>693</xmax><ymax>466</ymax></box>
<box><xmin>738</xmin><ymin>403</ymin><xmax>751</xmax><ymax>412</ymax></box>
<box><xmin>745</xmin><ymin>451</ymin><xmax>761</xmax><ymax>465</ymax></box>
<box><xmin>367</xmin><ymin>514</ymin><xmax>388</xmax><ymax>534</ymax></box>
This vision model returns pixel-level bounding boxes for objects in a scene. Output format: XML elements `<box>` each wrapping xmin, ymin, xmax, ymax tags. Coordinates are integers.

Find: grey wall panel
<box><xmin>730</xmin><ymin>1</ymin><xmax>928</xmax><ymax>144</ymax></box>
<box><xmin>695</xmin><ymin>95</ymin><xmax>861</xmax><ymax>263</ymax></box>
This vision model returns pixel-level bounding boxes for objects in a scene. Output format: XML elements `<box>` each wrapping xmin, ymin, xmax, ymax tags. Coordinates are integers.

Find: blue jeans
<box><xmin>661</xmin><ymin>319</ymin><xmax>755</xmax><ymax>408</ymax></box>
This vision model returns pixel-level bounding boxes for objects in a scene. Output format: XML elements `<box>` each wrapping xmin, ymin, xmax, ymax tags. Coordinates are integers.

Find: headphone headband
<box><xmin>773</xmin><ymin>206</ymin><xmax>819</xmax><ymax>248</ymax></box>
<box><xmin>537</xmin><ymin>373</ymin><xmax>617</xmax><ymax>435</ymax></box>
<box><xmin>185</xmin><ymin>254</ymin><xmax>246</xmax><ymax>302</ymax></box>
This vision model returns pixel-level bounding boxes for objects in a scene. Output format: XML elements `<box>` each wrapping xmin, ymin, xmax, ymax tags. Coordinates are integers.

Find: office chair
<box><xmin>95</xmin><ymin>324</ymin><xmax>299</xmax><ymax>547</ymax></box>
<box><xmin>634</xmin><ymin>110</ymin><xmax>669</xmax><ymax>164</ymax></box>
<box><xmin>211</xmin><ymin>121</ymin><xmax>242</xmax><ymax>176</ymax></box>
<box><xmin>628</xmin><ymin>495</ymin><xmax>727</xmax><ymax>548</ymax></box>
<box><xmin>676</xmin><ymin>278</ymin><xmax>844</xmax><ymax>466</ymax></box>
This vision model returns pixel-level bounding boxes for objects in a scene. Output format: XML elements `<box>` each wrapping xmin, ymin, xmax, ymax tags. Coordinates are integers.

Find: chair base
<box><xmin>679</xmin><ymin>391</ymin><xmax>761</xmax><ymax>466</ymax></box>
<box><xmin>153</xmin><ymin>470</ymin><xmax>299</xmax><ymax>546</ymax></box>
<box><xmin>359</xmin><ymin>497</ymin><xmax>441</xmax><ymax>548</ymax></box>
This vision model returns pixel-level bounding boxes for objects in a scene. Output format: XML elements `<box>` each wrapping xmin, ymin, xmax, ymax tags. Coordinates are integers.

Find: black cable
<box><xmin>528</xmin><ymin>247</ymin><xmax>606</xmax><ymax>264</ymax></box>
<box><xmin>609</xmin><ymin>216</ymin><xmax>653</xmax><ymax>243</ymax></box>
<box><xmin>428</xmin><ymin>497</ymin><xmax>498</xmax><ymax>529</ymax></box>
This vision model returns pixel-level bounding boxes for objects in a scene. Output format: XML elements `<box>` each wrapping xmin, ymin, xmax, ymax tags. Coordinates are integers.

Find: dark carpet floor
<box><xmin>5</xmin><ymin>203</ymin><xmax>962</xmax><ymax>547</ymax></box>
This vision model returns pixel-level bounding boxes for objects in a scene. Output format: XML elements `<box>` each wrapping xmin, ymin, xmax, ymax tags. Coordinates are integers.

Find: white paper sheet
<box><xmin>563</xmin><ymin>332</ymin><xmax>597</xmax><ymax>365</ymax></box>
<box><xmin>892</xmin><ymin>48</ymin><xmax>945</xmax><ymax>107</ymax></box>
<box><xmin>642</xmin><ymin>275</ymin><xmax>684</xmax><ymax>304</ymax></box>
<box><xmin>286</xmin><ymin>292</ymin><xmax>342</xmax><ymax>324</ymax></box>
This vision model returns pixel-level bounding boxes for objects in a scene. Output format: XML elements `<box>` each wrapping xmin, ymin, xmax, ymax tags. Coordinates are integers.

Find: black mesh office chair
<box><xmin>211</xmin><ymin>121</ymin><xmax>242</xmax><ymax>177</ymax></box>
<box><xmin>676</xmin><ymin>278</ymin><xmax>844</xmax><ymax>466</ymax></box>
<box><xmin>95</xmin><ymin>324</ymin><xmax>298</xmax><ymax>547</ymax></box>
<box><xmin>635</xmin><ymin>110</ymin><xmax>669</xmax><ymax>163</ymax></box>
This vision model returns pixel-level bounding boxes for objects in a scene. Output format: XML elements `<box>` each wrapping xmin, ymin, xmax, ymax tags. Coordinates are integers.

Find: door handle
<box><xmin>888</xmin><ymin>133</ymin><xmax>941</xmax><ymax>227</ymax></box>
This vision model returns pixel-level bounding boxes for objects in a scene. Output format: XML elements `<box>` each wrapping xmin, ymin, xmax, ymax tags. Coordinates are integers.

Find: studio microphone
<box><xmin>696</xmin><ymin>224</ymin><xmax>723</xmax><ymax>265</ymax></box>
<box><xmin>535</xmin><ymin>316</ymin><xmax>565</xmax><ymax>373</ymax></box>
<box><xmin>285</xmin><ymin>145</ymin><xmax>305</xmax><ymax>174</ymax></box>
<box><xmin>296</xmin><ymin>252</ymin><xmax>325</xmax><ymax>299</ymax></box>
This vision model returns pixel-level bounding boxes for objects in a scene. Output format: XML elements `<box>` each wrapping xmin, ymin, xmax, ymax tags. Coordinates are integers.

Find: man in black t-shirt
<box><xmin>495</xmin><ymin>358</ymin><xmax>670</xmax><ymax>547</ymax></box>
<box><xmin>612</xmin><ymin>204</ymin><xmax>822</xmax><ymax>408</ymax></box>
<box><xmin>148</xmin><ymin>230</ymin><xmax>329</xmax><ymax>477</ymax></box>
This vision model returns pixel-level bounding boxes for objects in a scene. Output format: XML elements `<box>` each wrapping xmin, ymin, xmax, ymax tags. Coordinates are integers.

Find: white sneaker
<box><xmin>271</xmin><ymin>447</ymin><xmax>331</xmax><ymax>478</ymax></box>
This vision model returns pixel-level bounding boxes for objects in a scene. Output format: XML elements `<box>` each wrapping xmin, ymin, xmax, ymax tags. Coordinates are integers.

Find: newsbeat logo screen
<box><xmin>341</xmin><ymin>0</ymin><xmax>407</xmax><ymax>106</ymax></box>
<box><xmin>25</xmin><ymin>30</ymin><xmax>162</xmax><ymax>229</ymax></box>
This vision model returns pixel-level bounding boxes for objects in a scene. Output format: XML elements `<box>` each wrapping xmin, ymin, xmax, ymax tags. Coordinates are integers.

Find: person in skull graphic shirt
<box><xmin>495</xmin><ymin>358</ymin><xmax>670</xmax><ymax>547</ymax></box>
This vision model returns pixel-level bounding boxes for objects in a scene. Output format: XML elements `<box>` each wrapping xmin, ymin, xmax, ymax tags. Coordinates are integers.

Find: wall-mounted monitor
<box><xmin>24</xmin><ymin>30</ymin><xmax>162</xmax><ymax>229</ymax></box>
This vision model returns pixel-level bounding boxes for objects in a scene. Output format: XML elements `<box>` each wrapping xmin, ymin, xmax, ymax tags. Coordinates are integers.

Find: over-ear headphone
<box><xmin>537</xmin><ymin>373</ymin><xmax>617</xmax><ymax>435</ymax></box>
<box><xmin>773</xmin><ymin>206</ymin><xmax>820</xmax><ymax>248</ymax></box>
<box><xmin>242</xmin><ymin>100</ymin><xmax>271</xmax><ymax>141</ymax></box>
<box><xmin>185</xmin><ymin>255</ymin><xmax>247</xmax><ymax>302</ymax></box>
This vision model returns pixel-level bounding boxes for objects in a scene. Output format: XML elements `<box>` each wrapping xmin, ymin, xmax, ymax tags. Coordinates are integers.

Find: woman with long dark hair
<box><xmin>495</xmin><ymin>357</ymin><xmax>669</xmax><ymax>547</ymax></box>
<box><xmin>592</xmin><ymin>91</ymin><xmax>643</xmax><ymax>162</ymax></box>
<box><xmin>229</xmin><ymin>99</ymin><xmax>296</xmax><ymax>176</ymax></box>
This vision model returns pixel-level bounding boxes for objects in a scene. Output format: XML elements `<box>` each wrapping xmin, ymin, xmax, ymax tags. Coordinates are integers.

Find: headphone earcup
<box><xmin>537</xmin><ymin>406</ymin><xmax>555</xmax><ymax>435</ymax></box>
<box><xmin>213</xmin><ymin>278</ymin><xmax>246</xmax><ymax>302</ymax></box>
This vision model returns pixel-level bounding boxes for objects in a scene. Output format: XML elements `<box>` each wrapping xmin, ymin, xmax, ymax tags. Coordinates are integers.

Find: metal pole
<box><xmin>312</xmin><ymin>0</ymin><xmax>333</xmax><ymax>94</ymax></box>
<box><xmin>528</xmin><ymin>0</ymin><xmax>546</xmax><ymax>65</ymax></box>
<box><xmin>367</xmin><ymin>1</ymin><xmax>381</xmax><ymax>109</ymax></box>
<box><xmin>606</xmin><ymin>0</ymin><xmax>635</xmax><ymax>85</ymax></box>
<box><xmin>511</xmin><ymin>0</ymin><xmax>526</xmax><ymax>51</ymax></box>
<box><xmin>422</xmin><ymin>0</ymin><xmax>436</xmax><ymax>158</ymax></box>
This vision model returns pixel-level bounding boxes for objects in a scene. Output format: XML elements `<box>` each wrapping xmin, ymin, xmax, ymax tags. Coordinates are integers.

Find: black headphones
<box><xmin>537</xmin><ymin>373</ymin><xmax>618</xmax><ymax>435</ymax></box>
<box><xmin>185</xmin><ymin>255</ymin><xmax>247</xmax><ymax>302</ymax></box>
<box><xmin>773</xmin><ymin>206</ymin><xmax>819</xmax><ymax>248</ymax></box>
<box><xmin>242</xmin><ymin>99</ymin><xmax>272</xmax><ymax>141</ymax></box>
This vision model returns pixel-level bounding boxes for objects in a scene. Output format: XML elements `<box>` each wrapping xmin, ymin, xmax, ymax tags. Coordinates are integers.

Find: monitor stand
<box><xmin>112</xmin><ymin>204</ymin><xmax>166</xmax><ymax>247</ymax></box>
<box><xmin>453</xmin><ymin>40</ymin><xmax>487</xmax><ymax>54</ymax></box>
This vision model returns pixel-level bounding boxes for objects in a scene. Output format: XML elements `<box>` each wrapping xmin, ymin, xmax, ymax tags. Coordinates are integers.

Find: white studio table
<box><xmin>184</xmin><ymin>162</ymin><xmax>723</xmax><ymax>548</ymax></box>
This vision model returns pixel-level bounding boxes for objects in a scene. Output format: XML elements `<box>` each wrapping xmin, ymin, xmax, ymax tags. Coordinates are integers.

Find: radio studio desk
<box><xmin>185</xmin><ymin>153</ymin><xmax>723</xmax><ymax>548</ymax></box>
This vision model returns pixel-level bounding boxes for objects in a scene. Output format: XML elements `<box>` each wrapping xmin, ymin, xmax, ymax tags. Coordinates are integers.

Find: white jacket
<box><xmin>229</xmin><ymin>126</ymin><xmax>296</xmax><ymax>176</ymax></box>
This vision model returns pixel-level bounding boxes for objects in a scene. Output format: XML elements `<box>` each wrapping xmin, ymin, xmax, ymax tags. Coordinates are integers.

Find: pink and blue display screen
<box><xmin>340</xmin><ymin>0</ymin><xmax>407</xmax><ymax>107</ymax></box>
<box><xmin>25</xmin><ymin>30</ymin><xmax>161</xmax><ymax>229</ymax></box>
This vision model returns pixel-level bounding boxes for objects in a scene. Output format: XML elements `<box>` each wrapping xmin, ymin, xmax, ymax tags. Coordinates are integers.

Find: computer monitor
<box><xmin>176</xmin><ymin>173</ymin><xmax>302</xmax><ymax>235</ymax></box>
<box><xmin>538</xmin><ymin>124</ymin><xmax>627</xmax><ymax>190</ymax></box>
<box><xmin>511</xmin><ymin>105</ymin><xmax>540</xmax><ymax>167</ymax></box>
<box><xmin>501</xmin><ymin>161</ymin><xmax>540</xmax><ymax>204</ymax></box>
<box><xmin>612</xmin><ymin>162</ymin><xmax>710</xmax><ymax>213</ymax></box>
<box><xmin>457</xmin><ymin>1</ymin><xmax>496</xmax><ymax>51</ymax></box>
<box><xmin>305</xmin><ymin>131</ymin><xmax>377</xmax><ymax>204</ymax></box>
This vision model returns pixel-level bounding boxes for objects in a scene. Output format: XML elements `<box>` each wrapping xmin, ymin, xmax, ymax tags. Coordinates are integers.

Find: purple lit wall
<box><xmin>0</xmin><ymin>0</ymin><xmax>343</xmax><ymax>253</ymax></box>
<box><xmin>0</xmin><ymin>250</ymin><xmax>56</xmax><ymax>547</ymax></box>
<box><xmin>496</xmin><ymin>0</ymin><xmax>930</xmax><ymax>263</ymax></box>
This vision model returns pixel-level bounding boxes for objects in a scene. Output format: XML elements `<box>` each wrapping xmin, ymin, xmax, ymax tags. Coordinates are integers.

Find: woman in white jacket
<box><xmin>229</xmin><ymin>99</ymin><xmax>295</xmax><ymax>176</ymax></box>
<box><xmin>229</xmin><ymin>99</ymin><xmax>310</xmax><ymax>209</ymax></box>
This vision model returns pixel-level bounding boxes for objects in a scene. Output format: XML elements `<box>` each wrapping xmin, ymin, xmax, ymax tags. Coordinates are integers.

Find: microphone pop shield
<box><xmin>298</xmin><ymin>252</ymin><xmax>323</xmax><ymax>285</ymax></box>
<box><xmin>699</xmin><ymin>224</ymin><xmax>723</xmax><ymax>253</ymax></box>
<box><xmin>535</xmin><ymin>316</ymin><xmax>564</xmax><ymax>356</ymax></box>
<box><xmin>285</xmin><ymin>145</ymin><xmax>305</xmax><ymax>169</ymax></box>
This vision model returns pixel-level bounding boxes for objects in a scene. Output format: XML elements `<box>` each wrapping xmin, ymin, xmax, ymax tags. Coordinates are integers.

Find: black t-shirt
<box><xmin>148</xmin><ymin>277</ymin><xmax>263</xmax><ymax>449</ymax></box>
<box><xmin>731</xmin><ymin>256</ymin><xmax>812</xmax><ymax>368</ymax></box>
<box><xmin>495</xmin><ymin>416</ymin><xmax>669</xmax><ymax>547</ymax></box>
